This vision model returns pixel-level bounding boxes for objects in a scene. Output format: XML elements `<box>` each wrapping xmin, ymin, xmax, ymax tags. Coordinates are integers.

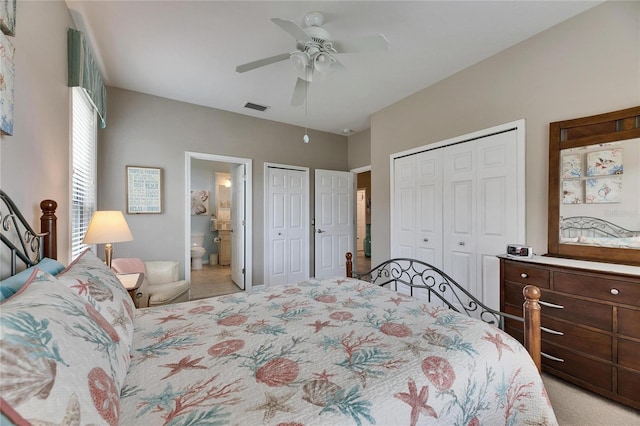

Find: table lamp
<box><xmin>82</xmin><ymin>211</ymin><xmax>133</xmax><ymax>268</ymax></box>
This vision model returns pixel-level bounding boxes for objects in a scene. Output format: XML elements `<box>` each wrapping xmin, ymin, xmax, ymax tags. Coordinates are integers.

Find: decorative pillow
<box><xmin>111</xmin><ymin>257</ymin><xmax>146</xmax><ymax>275</ymax></box>
<box><xmin>0</xmin><ymin>269</ymin><xmax>129</xmax><ymax>425</ymax></box>
<box><xmin>56</xmin><ymin>249</ymin><xmax>135</xmax><ymax>349</ymax></box>
<box><xmin>0</xmin><ymin>258</ymin><xmax>66</xmax><ymax>302</ymax></box>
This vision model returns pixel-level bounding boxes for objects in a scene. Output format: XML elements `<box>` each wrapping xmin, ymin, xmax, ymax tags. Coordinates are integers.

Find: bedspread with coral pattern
<box><xmin>120</xmin><ymin>278</ymin><xmax>557</xmax><ymax>426</ymax></box>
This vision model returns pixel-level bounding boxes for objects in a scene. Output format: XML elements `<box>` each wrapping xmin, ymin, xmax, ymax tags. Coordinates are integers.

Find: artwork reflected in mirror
<box><xmin>559</xmin><ymin>139</ymin><xmax>639</xmax><ymax>249</ymax></box>
<box><xmin>548</xmin><ymin>106</ymin><xmax>640</xmax><ymax>265</ymax></box>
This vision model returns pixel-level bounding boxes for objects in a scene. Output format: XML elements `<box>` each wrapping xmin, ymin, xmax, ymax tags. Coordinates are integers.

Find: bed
<box><xmin>559</xmin><ymin>216</ymin><xmax>640</xmax><ymax>248</ymax></box>
<box><xmin>0</xmin><ymin>191</ymin><xmax>557</xmax><ymax>425</ymax></box>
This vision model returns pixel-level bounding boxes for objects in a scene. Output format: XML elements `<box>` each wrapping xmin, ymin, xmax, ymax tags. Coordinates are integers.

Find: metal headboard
<box><xmin>560</xmin><ymin>216</ymin><xmax>640</xmax><ymax>238</ymax></box>
<box><xmin>0</xmin><ymin>190</ymin><xmax>47</xmax><ymax>275</ymax></box>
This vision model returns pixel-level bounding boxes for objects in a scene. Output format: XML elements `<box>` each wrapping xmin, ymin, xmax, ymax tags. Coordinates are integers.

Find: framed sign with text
<box><xmin>126</xmin><ymin>166</ymin><xmax>162</xmax><ymax>214</ymax></box>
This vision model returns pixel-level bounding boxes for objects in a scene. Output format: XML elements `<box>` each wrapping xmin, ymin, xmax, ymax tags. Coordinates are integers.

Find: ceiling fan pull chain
<box><xmin>303</xmin><ymin>80</ymin><xmax>310</xmax><ymax>143</ymax></box>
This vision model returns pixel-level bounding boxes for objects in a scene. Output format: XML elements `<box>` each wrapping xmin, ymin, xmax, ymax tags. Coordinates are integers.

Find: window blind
<box><xmin>71</xmin><ymin>87</ymin><xmax>97</xmax><ymax>260</ymax></box>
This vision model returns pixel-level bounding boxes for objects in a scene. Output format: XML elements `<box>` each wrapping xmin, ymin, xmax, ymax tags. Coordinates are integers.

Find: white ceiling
<box><xmin>65</xmin><ymin>1</ymin><xmax>601</xmax><ymax>136</ymax></box>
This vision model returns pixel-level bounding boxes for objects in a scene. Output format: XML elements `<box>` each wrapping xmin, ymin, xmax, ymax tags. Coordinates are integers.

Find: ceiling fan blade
<box><xmin>291</xmin><ymin>77</ymin><xmax>308</xmax><ymax>106</ymax></box>
<box><xmin>332</xmin><ymin>34</ymin><xmax>389</xmax><ymax>53</ymax></box>
<box><xmin>236</xmin><ymin>52</ymin><xmax>291</xmax><ymax>73</ymax></box>
<box><xmin>271</xmin><ymin>18</ymin><xmax>311</xmax><ymax>42</ymax></box>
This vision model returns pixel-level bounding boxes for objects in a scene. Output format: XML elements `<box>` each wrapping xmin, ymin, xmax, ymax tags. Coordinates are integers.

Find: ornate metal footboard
<box><xmin>0</xmin><ymin>191</ymin><xmax>57</xmax><ymax>275</ymax></box>
<box><xmin>345</xmin><ymin>252</ymin><xmax>542</xmax><ymax>370</ymax></box>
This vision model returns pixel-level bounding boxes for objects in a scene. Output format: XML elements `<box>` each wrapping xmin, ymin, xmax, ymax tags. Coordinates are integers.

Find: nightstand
<box><xmin>116</xmin><ymin>272</ymin><xmax>144</xmax><ymax>305</ymax></box>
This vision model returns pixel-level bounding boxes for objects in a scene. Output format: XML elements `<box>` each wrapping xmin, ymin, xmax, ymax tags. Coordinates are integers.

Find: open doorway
<box><xmin>185</xmin><ymin>152</ymin><xmax>252</xmax><ymax>299</ymax></box>
<box><xmin>352</xmin><ymin>166</ymin><xmax>371</xmax><ymax>274</ymax></box>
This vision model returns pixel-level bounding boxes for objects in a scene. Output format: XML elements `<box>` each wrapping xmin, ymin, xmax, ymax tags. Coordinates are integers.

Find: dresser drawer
<box><xmin>502</xmin><ymin>303</ymin><xmax>612</xmax><ymax>361</ymax></box>
<box><xmin>553</xmin><ymin>271</ymin><xmax>640</xmax><ymax>304</ymax></box>
<box><xmin>618</xmin><ymin>308</ymin><xmax>640</xmax><ymax>339</ymax></box>
<box><xmin>618</xmin><ymin>368</ymin><xmax>640</xmax><ymax>405</ymax></box>
<box><xmin>541</xmin><ymin>342</ymin><xmax>612</xmax><ymax>391</ymax></box>
<box><xmin>538</xmin><ymin>291</ymin><xmax>612</xmax><ymax>331</ymax></box>
<box><xmin>618</xmin><ymin>338</ymin><xmax>640</xmax><ymax>371</ymax></box>
<box><xmin>503</xmin><ymin>260</ymin><xmax>550</xmax><ymax>288</ymax></box>
<box><xmin>504</xmin><ymin>281</ymin><xmax>613</xmax><ymax>331</ymax></box>
<box><xmin>540</xmin><ymin>316</ymin><xmax>612</xmax><ymax>361</ymax></box>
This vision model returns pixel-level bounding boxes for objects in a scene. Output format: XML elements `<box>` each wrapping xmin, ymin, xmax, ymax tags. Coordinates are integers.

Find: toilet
<box><xmin>190</xmin><ymin>233</ymin><xmax>206</xmax><ymax>270</ymax></box>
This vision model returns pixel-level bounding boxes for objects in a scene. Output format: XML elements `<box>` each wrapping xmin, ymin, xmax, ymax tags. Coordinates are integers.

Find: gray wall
<box><xmin>366</xmin><ymin>1</ymin><xmax>640</xmax><ymax>266</ymax></box>
<box><xmin>347</xmin><ymin>128</ymin><xmax>371</xmax><ymax>170</ymax></box>
<box><xmin>0</xmin><ymin>1</ymin><xmax>75</xmax><ymax>273</ymax></box>
<box><xmin>98</xmin><ymin>87</ymin><xmax>348</xmax><ymax>283</ymax></box>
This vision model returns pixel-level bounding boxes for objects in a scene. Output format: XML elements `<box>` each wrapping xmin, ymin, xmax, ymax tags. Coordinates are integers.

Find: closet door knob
<box><xmin>423</xmin><ymin>238</ymin><xmax>429</xmax><ymax>242</ymax></box>
<box><xmin>520</xmin><ymin>273</ymin><xmax>528</xmax><ymax>279</ymax></box>
<box><xmin>458</xmin><ymin>242</ymin><xmax>465</xmax><ymax>246</ymax></box>
<box><xmin>610</xmin><ymin>288</ymin><xmax>619</xmax><ymax>295</ymax></box>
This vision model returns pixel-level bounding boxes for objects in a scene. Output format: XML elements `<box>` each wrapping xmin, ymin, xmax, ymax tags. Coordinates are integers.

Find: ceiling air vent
<box><xmin>244</xmin><ymin>102</ymin><xmax>270</xmax><ymax>112</ymax></box>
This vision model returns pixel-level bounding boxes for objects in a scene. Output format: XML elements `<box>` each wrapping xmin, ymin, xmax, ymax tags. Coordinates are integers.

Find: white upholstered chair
<box><xmin>112</xmin><ymin>258</ymin><xmax>190</xmax><ymax>308</ymax></box>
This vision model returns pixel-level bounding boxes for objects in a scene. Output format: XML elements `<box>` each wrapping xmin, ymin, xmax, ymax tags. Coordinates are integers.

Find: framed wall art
<box><xmin>0</xmin><ymin>0</ymin><xmax>16</xmax><ymax>37</ymax></box>
<box><xmin>0</xmin><ymin>30</ymin><xmax>14</xmax><ymax>135</ymax></box>
<box><xmin>126</xmin><ymin>166</ymin><xmax>163</xmax><ymax>214</ymax></box>
<box><xmin>190</xmin><ymin>190</ymin><xmax>210</xmax><ymax>215</ymax></box>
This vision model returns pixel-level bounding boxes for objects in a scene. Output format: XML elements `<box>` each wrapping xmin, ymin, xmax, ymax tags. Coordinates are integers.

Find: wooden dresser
<box><xmin>499</xmin><ymin>255</ymin><xmax>640</xmax><ymax>409</ymax></box>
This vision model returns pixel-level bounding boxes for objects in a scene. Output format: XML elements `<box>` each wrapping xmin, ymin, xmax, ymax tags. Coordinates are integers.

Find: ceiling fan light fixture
<box><xmin>313</xmin><ymin>52</ymin><xmax>332</xmax><ymax>73</ymax></box>
<box><xmin>290</xmin><ymin>51</ymin><xmax>314</xmax><ymax>81</ymax></box>
<box><xmin>290</xmin><ymin>51</ymin><xmax>309</xmax><ymax>71</ymax></box>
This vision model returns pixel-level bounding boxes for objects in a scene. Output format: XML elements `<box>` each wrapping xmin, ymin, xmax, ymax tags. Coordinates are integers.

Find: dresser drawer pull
<box><xmin>540</xmin><ymin>326</ymin><xmax>564</xmax><ymax>336</ymax></box>
<box><xmin>539</xmin><ymin>300</ymin><xmax>564</xmax><ymax>309</ymax></box>
<box><xmin>610</xmin><ymin>288</ymin><xmax>619</xmax><ymax>295</ymax></box>
<box><xmin>520</xmin><ymin>273</ymin><xmax>528</xmax><ymax>279</ymax></box>
<box><xmin>541</xmin><ymin>352</ymin><xmax>565</xmax><ymax>363</ymax></box>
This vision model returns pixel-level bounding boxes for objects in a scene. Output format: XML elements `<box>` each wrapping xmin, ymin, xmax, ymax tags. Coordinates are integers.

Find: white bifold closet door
<box><xmin>393</xmin><ymin>127</ymin><xmax>523</xmax><ymax>311</ymax></box>
<box><xmin>265</xmin><ymin>165</ymin><xmax>309</xmax><ymax>286</ymax></box>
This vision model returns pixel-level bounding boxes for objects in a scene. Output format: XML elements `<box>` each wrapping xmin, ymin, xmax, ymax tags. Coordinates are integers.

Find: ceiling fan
<box><xmin>236</xmin><ymin>11</ymin><xmax>389</xmax><ymax>106</ymax></box>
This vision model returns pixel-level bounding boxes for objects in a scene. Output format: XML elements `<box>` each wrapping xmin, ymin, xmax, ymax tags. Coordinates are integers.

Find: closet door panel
<box><xmin>287</xmin><ymin>174</ymin><xmax>307</xmax><ymax>282</ymax></box>
<box><xmin>268</xmin><ymin>171</ymin><xmax>288</xmax><ymax>286</ymax></box>
<box><xmin>416</xmin><ymin>150</ymin><xmax>443</xmax><ymax>267</ymax></box>
<box><xmin>393</xmin><ymin>155</ymin><xmax>417</xmax><ymax>258</ymax></box>
<box><xmin>444</xmin><ymin>142</ymin><xmax>477</xmax><ymax>302</ymax></box>
<box><xmin>476</xmin><ymin>131</ymin><xmax>519</xmax><ymax>310</ymax></box>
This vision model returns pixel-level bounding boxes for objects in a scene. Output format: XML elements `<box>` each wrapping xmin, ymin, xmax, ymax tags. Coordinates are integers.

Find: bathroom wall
<box><xmin>191</xmin><ymin>159</ymin><xmax>230</xmax><ymax>263</ymax></box>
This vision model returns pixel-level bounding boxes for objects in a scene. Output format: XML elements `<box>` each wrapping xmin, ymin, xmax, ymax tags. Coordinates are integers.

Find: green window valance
<box><xmin>67</xmin><ymin>28</ymin><xmax>106</xmax><ymax>128</ymax></box>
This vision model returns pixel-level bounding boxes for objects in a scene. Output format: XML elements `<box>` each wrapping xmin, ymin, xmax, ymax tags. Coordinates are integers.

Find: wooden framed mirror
<box><xmin>548</xmin><ymin>105</ymin><xmax>640</xmax><ymax>266</ymax></box>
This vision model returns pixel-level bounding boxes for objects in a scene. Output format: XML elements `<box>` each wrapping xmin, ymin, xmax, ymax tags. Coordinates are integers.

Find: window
<box><xmin>70</xmin><ymin>87</ymin><xmax>97</xmax><ymax>260</ymax></box>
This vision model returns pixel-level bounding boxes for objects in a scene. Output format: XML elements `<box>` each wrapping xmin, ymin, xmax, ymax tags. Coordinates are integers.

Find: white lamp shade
<box><xmin>82</xmin><ymin>211</ymin><xmax>133</xmax><ymax>244</ymax></box>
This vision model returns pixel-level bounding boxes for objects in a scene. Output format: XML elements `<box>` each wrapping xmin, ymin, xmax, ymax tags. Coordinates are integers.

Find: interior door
<box><xmin>314</xmin><ymin>169</ymin><xmax>354</xmax><ymax>279</ymax></box>
<box><xmin>230</xmin><ymin>163</ymin><xmax>245</xmax><ymax>289</ymax></box>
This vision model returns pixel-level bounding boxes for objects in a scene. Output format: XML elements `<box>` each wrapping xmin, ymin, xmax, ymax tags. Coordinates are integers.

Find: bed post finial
<box><xmin>40</xmin><ymin>199</ymin><xmax>57</xmax><ymax>260</ymax></box>
<box><xmin>346</xmin><ymin>252</ymin><xmax>353</xmax><ymax>277</ymax></box>
<box><xmin>523</xmin><ymin>285</ymin><xmax>541</xmax><ymax>372</ymax></box>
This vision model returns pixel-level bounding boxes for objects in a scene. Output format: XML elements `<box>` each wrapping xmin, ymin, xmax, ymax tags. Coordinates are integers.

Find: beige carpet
<box><xmin>542</xmin><ymin>373</ymin><xmax>639</xmax><ymax>425</ymax></box>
